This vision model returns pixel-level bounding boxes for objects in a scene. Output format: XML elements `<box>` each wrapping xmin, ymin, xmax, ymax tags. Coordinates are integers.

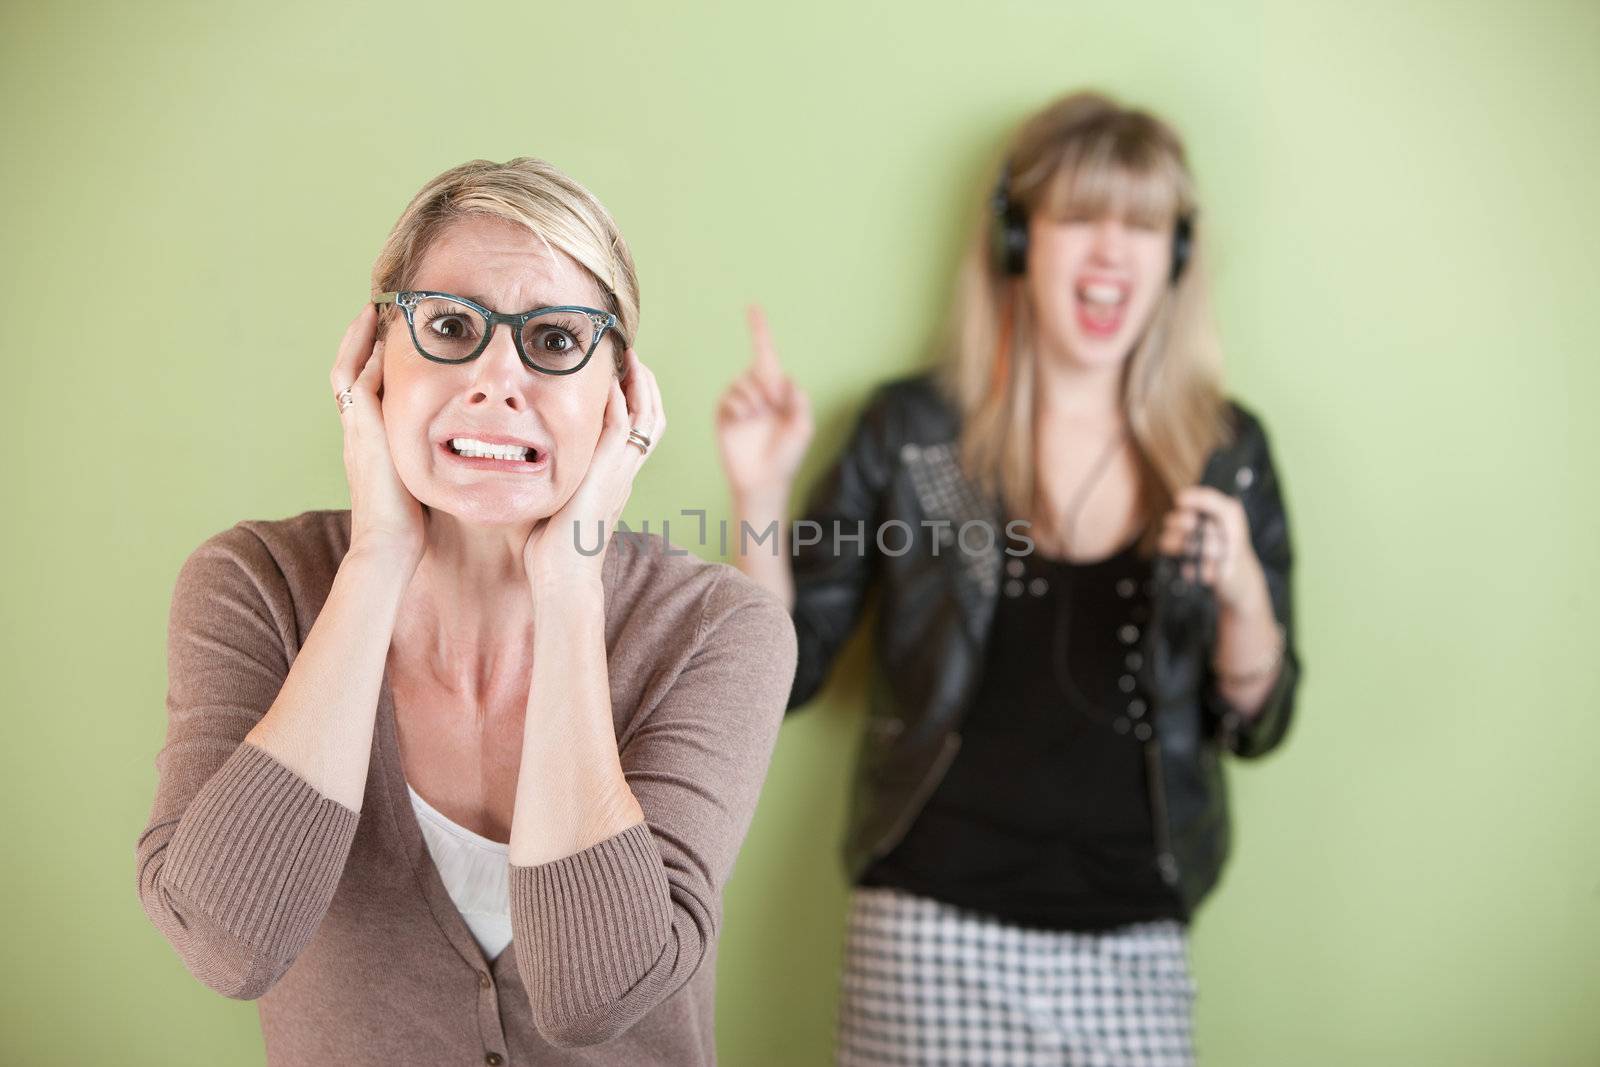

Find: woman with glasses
<box><xmin>716</xmin><ymin>90</ymin><xmax>1303</xmax><ymax>1064</ymax></box>
<box><xmin>135</xmin><ymin>157</ymin><xmax>797</xmax><ymax>1065</ymax></box>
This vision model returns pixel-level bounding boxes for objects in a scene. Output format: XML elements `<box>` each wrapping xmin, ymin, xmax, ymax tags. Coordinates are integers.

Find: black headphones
<box><xmin>990</xmin><ymin>161</ymin><xmax>1194</xmax><ymax>284</ymax></box>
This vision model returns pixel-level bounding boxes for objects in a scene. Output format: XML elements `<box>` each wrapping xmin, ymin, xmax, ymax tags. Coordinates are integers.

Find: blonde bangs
<box><xmin>1035</xmin><ymin>124</ymin><xmax>1191</xmax><ymax>229</ymax></box>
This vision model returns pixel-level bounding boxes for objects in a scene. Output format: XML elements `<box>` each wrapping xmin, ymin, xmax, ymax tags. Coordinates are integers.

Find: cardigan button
<box><xmin>485</xmin><ymin>1054</ymin><xmax>504</xmax><ymax>1066</ymax></box>
<box><xmin>478</xmin><ymin>971</ymin><xmax>492</xmax><ymax>990</ymax></box>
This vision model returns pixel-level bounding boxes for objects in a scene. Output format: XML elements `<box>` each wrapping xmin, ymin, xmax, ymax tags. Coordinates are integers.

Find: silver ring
<box><xmin>336</xmin><ymin>387</ymin><xmax>354</xmax><ymax>413</ymax></box>
<box><xmin>626</xmin><ymin>427</ymin><xmax>652</xmax><ymax>453</ymax></box>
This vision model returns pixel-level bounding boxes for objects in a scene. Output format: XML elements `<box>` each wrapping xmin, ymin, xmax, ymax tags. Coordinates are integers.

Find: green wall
<box><xmin>3</xmin><ymin>1</ymin><xmax>1595</xmax><ymax>1063</ymax></box>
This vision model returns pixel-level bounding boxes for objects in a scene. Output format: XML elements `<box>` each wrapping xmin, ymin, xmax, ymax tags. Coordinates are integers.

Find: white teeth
<box><xmin>449</xmin><ymin>437</ymin><xmax>533</xmax><ymax>460</ymax></box>
<box><xmin>1080</xmin><ymin>282</ymin><xmax>1128</xmax><ymax>306</ymax></box>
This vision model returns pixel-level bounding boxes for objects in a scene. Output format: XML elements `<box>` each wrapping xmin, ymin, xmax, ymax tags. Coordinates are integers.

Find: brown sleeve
<box><xmin>507</xmin><ymin>569</ymin><xmax>798</xmax><ymax>1047</ymax></box>
<box><xmin>134</xmin><ymin>525</ymin><xmax>360</xmax><ymax>1000</ymax></box>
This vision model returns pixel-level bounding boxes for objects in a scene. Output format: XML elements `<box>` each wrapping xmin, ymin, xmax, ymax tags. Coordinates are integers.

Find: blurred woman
<box><xmin>716</xmin><ymin>90</ymin><xmax>1303</xmax><ymax>1065</ymax></box>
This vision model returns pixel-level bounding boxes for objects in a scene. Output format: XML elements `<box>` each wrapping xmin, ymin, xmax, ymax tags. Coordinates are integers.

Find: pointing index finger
<box><xmin>747</xmin><ymin>302</ymin><xmax>782</xmax><ymax>386</ymax></box>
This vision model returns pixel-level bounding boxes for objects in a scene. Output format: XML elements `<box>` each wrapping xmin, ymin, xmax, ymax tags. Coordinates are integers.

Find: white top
<box><xmin>406</xmin><ymin>782</ymin><xmax>514</xmax><ymax>961</ymax></box>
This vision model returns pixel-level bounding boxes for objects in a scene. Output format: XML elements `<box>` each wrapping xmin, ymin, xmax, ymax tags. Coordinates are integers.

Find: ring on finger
<box><xmin>626</xmin><ymin>426</ymin><xmax>652</xmax><ymax>453</ymax></box>
<box><xmin>336</xmin><ymin>387</ymin><xmax>354</xmax><ymax>413</ymax></box>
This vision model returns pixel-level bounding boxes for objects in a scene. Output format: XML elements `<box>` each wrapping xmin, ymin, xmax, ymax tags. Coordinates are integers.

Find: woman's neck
<box><xmin>392</xmin><ymin>518</ymin><xmax>538</xmax><ymax>699</ymax></box>
<box><xmin>1032</xmin><ymin>347</ymin><xmax>1126</xmax><ymax>424</ymax></box>
<box><xmin>1026</xmin><ymin>350</ymin><xmax>1142</xmax><ymax>559</ymax></box>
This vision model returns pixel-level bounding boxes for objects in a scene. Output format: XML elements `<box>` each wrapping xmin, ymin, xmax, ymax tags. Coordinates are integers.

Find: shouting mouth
<box><xmin>1075</xmin><ymin>279</ymin><xmax>1130</xmax><ymax>338</ymax></box>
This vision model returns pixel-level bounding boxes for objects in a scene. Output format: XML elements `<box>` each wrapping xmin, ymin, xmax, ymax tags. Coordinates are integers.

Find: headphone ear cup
<box><xmin>998</xmin><ymin>206</ymin><xmax>1028</xmax><ymax>276</ymax></box>
<box><xmin>990</xmin><ymin>165</ymin><xmax>1029</xmax><ymax>276</ymax></box>
<box><xmin>1170</xmin><ymin>214</ymin><xmax>1194</xmax><ymax>285</ymax></box>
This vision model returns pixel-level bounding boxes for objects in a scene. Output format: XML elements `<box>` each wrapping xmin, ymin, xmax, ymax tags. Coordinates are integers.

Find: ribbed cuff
<box><xmin>162</xmin><ymin>741</ymin><xmax>360</xmax><ymax>962</ymax></box>
<box><xmin>509</xmin><ymin>821</ymin><xmax>673</xmax><ymax>1026</ymax></box>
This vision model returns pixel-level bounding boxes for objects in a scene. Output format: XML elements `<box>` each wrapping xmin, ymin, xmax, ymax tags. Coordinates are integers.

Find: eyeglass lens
<box><xmin>408</xmin><ymin>296</ymin><xmax>597</xmax><ymax>372</ymax></box>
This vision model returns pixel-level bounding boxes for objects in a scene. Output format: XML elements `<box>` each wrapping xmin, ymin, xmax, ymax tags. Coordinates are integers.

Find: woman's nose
<box><xmin>1087</xmin><ymin>217</ymin><xmax>1130</xmax><ymax>261</ymax></box>
<box><xmin>465</xmin><ymin>324</ymin><xmax>528</xmax><ymax>408</ymax></box>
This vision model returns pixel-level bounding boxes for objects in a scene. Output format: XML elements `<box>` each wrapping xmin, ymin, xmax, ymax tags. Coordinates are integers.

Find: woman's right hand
<box><xmin>715</xmin><ymin>303</ymin><xmax>814</xmax><ymax>504</ymax></box>
<box><xmin>330</xmin><ymin>304</ymin><xmax>427</xmax><ymax>571</ymax></box>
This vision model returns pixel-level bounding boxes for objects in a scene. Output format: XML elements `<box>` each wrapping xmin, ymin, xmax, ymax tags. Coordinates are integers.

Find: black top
<box><xmin>857</xmin><ymin>530</ymin><xmax>1185</xmax><ymax>930</ymax></box>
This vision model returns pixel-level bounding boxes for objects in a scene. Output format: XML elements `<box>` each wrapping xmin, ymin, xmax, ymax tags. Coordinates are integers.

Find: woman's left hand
<box><xmin>1157</xmin><ymin>486</ymin><xmax>1269</xmax><ymax>613</ymax></box>
<box><xmin>523</xmin><ymin>347</ymin><xmax>665</xmax><ymax>584</ymax></box>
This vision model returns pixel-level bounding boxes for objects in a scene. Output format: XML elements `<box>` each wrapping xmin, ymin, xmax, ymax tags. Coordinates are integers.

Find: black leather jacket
<box><xmin>782</xmin><ymin>371</ymin><xmax>1303</xmax><ymax>919</ymax></box>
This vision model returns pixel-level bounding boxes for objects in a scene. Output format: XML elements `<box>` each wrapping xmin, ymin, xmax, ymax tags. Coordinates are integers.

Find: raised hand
<box><xmin>330</xmin><ymin>304</ymin><xmax>427</xmax><ymax>570</ymax></box>
<box><xmin>522</xmin><ymin>346</ymin><xmax>665</xmax><ymax>584</ymax></box>
<box><xmin>1157</xmin><ymin>486</ymin><xmax>1266</xmax><ymax>612</ymax></box>
<box><xmin>714</xmin><ymin>303</ymin><xmax>814</xmax><ymax>503</ymax></box>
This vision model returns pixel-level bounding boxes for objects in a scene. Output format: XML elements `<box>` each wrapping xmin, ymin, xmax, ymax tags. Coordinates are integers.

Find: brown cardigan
<box><xmin>135</xmin><ymin>509</ymin><xmax>797</xmax><ymax>1065</ymax></box>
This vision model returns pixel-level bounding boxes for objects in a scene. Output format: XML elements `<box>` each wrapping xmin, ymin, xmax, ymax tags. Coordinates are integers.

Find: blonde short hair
<box><xmin>370</xmin><ymin>157</ymin><xmax>639</xmax><ymax>372</ymax></box>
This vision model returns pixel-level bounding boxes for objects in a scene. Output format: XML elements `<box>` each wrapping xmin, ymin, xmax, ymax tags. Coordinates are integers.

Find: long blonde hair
<box><xmin>937</xmin><ymin>90</ymin><xmax>1231</xmax><ymax>556</ymax></box>
<box><xmin>370</xmin><ymin>157</ymin><xmax>639</xmax><ymax>373</ymax></box>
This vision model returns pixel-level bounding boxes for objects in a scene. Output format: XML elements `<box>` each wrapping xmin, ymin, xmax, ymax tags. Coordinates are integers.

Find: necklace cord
<box><xmin>1041</xmin><ymin>423</ymin><xmax>1131</xmax><ymax>724</ymax></box>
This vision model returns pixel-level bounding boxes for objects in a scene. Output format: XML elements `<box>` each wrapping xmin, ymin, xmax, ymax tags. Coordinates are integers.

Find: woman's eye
<box><xmin>427</xmin><ymin>315</ymin><xmax>471</xmax><ymax>338</ymax></box>
<box><xmin>533</xmin><ymin>327</ymin><xmax>576</xmax><ymax>352</ymax></box>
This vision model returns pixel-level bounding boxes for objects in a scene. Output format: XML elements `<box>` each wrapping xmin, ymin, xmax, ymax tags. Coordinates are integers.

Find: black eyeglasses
<box><xmin>373</xmin><ymin>290</ymin><xmax>625</xmax><ymax>376</ymax></box>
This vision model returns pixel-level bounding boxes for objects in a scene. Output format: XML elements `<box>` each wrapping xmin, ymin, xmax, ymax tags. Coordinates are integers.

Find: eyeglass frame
<box><xmin>372</xmin><ymin>290</ymin><xmax>626</xmax><ymax>377</ymax></box>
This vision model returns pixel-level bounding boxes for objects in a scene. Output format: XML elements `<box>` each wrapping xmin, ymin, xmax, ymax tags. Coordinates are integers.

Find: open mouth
<box><xmin>441</xmin><ymin>437</ymin><xmax>547</xmax><ymax>468</ymax></box>
<box><xmin>1075</xmin><ymin>279</ymin><xmax>1130</xmax><ymax>337</ymax></box>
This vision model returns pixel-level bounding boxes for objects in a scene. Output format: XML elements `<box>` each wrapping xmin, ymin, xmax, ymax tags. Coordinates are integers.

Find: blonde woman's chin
<box><xmin>1039</xmin><ymin>332</ymin><xmax>1135</xmax><ymax>373</ymax></box>
<box><xmin>407</xmin><ymin>486</ymin><xmax>565</xmax><ymax>531</ymax></box>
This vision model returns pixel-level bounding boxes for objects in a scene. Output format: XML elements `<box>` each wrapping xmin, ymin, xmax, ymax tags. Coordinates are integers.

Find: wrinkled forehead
<box><xmin>407</xmin><ymin>214</ymin><xmax>608</xmax><ymax>312</ymax></box>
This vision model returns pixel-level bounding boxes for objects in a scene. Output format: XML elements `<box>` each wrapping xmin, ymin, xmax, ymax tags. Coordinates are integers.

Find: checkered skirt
<box><xmin>835</xmin><ymin>885</ymin><xmax>1197</xmax><ymax>1066</ymax></box>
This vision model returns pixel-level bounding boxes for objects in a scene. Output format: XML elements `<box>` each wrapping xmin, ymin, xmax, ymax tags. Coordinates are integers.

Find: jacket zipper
<box><xmin>1145</xmin><ymin>736</ymin><xmax>1180</xmax><ymax>887</ymax></box>
<box><xmin>1142</xmin><ymin>547</ymin><xmax>1183</xmax><ymax>890</ymax></box>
